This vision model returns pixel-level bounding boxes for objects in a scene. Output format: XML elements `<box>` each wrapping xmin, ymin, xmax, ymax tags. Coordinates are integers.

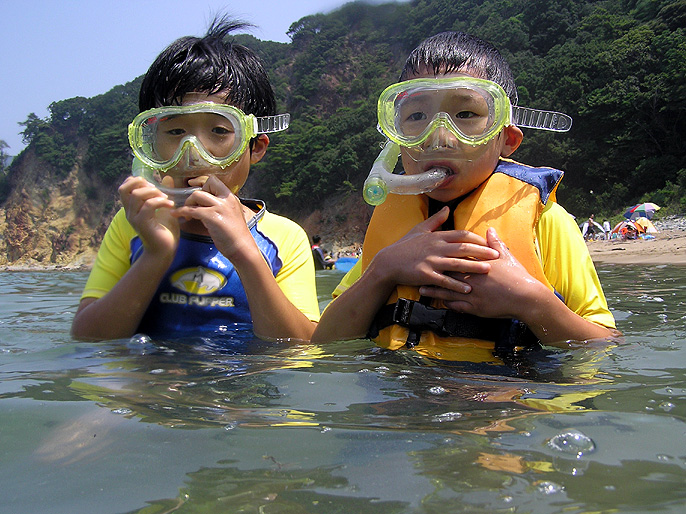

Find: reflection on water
<box><xmin>1</xmin><ymin>265</ymin><xmax>685</xmax><ymax>513</ymax></box>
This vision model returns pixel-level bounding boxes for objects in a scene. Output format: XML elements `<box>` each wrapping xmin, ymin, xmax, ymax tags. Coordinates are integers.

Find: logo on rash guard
<box><xmin>170</xmin><ymin>266</ymin><xmax>227</xmax><ymax>295</ymax></box>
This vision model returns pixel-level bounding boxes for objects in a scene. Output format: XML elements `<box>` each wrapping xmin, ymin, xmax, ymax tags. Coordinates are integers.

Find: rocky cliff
<box><xmin>0</xmin><ymin>144</ymin><xmax>371</xmax><ymax>269</ymax></box>
<box><xmin>0</xmin><ymin>143</ymin><xmax>120</xmax><ymax>269</ymax></box>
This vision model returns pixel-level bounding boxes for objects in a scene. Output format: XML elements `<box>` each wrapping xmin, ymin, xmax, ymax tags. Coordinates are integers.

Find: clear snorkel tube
<box><xmin>132</xmin><ymin>155</ymin><xmax>204</xmax><ymax>207</ymax></box>
<box><xmin>363</xmin><ymin>140</ymin><xmax>449</xmax><ymax>206</ymax></box>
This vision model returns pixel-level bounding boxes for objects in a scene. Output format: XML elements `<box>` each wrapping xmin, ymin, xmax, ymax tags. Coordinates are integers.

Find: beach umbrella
<box><xmin>624</xmin><ymin>202</ymin><xmax>660</xmax><ymax>220</ymax></box>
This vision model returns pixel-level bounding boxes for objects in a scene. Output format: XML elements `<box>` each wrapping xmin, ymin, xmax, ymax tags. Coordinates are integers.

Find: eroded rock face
<box><xmin>0</xmin><ymin>146</ymin><xmax>370</xmax><ymax>269</ymax></box>
<box><xmin>0</xmin><ymin>148</ymin><xmax>115</xmax><ymax>269</ymax></box>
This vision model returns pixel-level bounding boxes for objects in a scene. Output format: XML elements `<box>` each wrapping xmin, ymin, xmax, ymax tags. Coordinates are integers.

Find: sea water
<box><xmin>0</xmin><ymin>265</ymin><xmax>685</xmax><ymax>513</ymax></box>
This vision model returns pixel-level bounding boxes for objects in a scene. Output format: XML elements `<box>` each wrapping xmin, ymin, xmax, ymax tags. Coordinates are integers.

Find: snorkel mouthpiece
<box><xmin>132</xmin><ymin>157</ymin><xmax>201</xmax><ymax>207</ymax></box>
<box><xmin>363</xmin><ymin>141</ymin><xmax>449</xmax><ymax>206</ymax></box>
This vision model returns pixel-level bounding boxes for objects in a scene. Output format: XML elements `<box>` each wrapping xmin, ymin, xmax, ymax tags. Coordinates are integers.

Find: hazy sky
<box><xmin>0</xmin><ymin>0</ymin><xmax>354</xmax><ymax>154</ymax></box>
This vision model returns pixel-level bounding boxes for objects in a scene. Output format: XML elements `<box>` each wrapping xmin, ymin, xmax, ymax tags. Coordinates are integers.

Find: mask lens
<box><xmin>393</xmin><ymin>83</ymin><xmax>497</xmax><ymax>144</ymax></box>
<box><xmin>143</xmin><ymin>110</ymin><xmax>242</xmax><ymax>164</ymax></box>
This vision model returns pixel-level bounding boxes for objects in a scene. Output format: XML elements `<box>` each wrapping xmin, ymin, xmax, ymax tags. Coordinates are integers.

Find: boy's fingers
<box><xmin>201</xmin><ymin>175</ymin><xmax>231</xmax><ymax>197</ymax></box>
<box><xmin>420</xmin><ymin>279</ymin><xmax>471</xmax><ymax>296</ymax></box>
<box><xmin>187</xmin><ymin>176</ymin><xmax>209</xmax><ymax>188</ymax></box>
<box><xmin>424</xmin><ymin>206</ymin><xmax>451</xmax><ymax>232</ymax></box>
<box><xmin>160</xmin><ymin>176</ymin><xmax>175</xmax><ymax>188</ymax></box>
<box><xmin>407</xmin><ymin>206</ymin><xmax>450</xmax><ymax>236</ymax></box>
<box><xmin>486</xmin><ymin>227</ymin><xmax>512</xmax><ymax>259</ymax></box>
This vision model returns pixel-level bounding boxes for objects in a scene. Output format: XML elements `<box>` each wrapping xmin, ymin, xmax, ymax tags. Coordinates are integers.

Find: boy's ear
<box><xmin>500</xmin><ymin>125</ymin><xmax>523</xmax><ymax>157</ymax></box>
<box><xmin>250</xmin><ymin>134</ymin><xmax>270</xmax><ymax>164</ymax></box>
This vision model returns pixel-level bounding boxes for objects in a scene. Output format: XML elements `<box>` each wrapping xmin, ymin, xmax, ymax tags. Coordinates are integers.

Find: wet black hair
<box><xmin>138</xmin><ymin>15</ymin><xmax>276</xmax><ymax>117</ymax></box>
<box><xmin>400</xmin><ymin>32</ymin><xmax>518</xmax><ymax>105</ymax></box>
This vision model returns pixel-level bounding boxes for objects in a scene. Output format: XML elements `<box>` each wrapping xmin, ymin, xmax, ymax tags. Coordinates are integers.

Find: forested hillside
<box><xmin>1</xmin><ymin>0</ymin><xmax>684</xmax><ymax>266</ymax></box>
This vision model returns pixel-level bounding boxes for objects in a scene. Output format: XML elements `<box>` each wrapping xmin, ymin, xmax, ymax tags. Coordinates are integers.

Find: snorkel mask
<box><xmin>363</xmin><ymin>77</ymin><xmax>573</xmax><ymax>205</ymax></box>
<box><xmin>128</xmin><ymin>103</ymin><xmax>290</xmax><ymax>205</ymax></box>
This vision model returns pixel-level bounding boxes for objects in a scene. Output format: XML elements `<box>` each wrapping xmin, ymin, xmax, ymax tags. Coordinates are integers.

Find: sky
<box><xmin>0</xmin><ymin>0</ymin><xmax>354</xmax><ymax>155</ymax></box>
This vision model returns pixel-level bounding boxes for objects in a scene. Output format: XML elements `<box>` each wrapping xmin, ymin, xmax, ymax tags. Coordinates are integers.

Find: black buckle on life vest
<box><xmin>392</xmin><ymin>298</ymin><xmax>449</xmax><ymax>337</ymax></box>
<box><xmin>369</xmin><ymin>298</ymin><xmax>540</xmax><ymax>355</ymax></box>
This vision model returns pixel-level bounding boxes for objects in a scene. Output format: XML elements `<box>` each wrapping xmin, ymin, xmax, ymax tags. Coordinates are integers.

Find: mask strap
<box><xmin>511</xmin><ymin>106</ymin><xmax>573</xmax><ymax>131</ymax></box>
<box><xmin>255</xmin><ymin>113</ymin><xmax>291</xmax><ymax>133</ymax></box>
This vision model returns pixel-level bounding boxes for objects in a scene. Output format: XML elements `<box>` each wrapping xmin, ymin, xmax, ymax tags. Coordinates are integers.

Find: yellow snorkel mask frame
<box><xmin>364</xmin><ymin>76</ymin><xmax>573</xmax><ymax>205</ymax></box>
<box><xmin>128</xmin><ymin>103</ymin><xmax>290</xmax><ymax>173</ymax></box>
<box><xmin>377</xmin><ymin>76</ymin><xmax>572</xmax><ymax>149</ymax></box>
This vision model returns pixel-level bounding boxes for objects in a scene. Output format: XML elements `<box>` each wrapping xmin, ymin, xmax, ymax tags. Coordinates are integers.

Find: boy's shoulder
<box><xmin>108</xmin><ymin>207</ymin><xmax>139</xmax><ymax>242</ymax></box>
<box><xmin>495</xmin><ymin>159</ymin><xmax>563</xmax><ymax>206</ymax></box>
<box><xmin>256</xmin><ymin>205</ymin><xmax>310</xmax><ymax>249</ymax></box>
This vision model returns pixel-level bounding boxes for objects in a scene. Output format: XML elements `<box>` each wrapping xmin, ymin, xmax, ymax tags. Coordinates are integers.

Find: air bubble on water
<box><xmin>428</xmin><ymin>385</ymin><xmax>447</xmax><ymax>395</ymax></box>
<box><xmin>659</xmin><ymin>401</ymin><xmax>675</xmax><ymax>412</ymax></box>
<box><xmin>432</xmin><ymin>411</ymin><xmax>463</xmax><ymax>422</ymax></box>
<box><xmin>535</xmin><ymin>481</ymin><xmax>564</xmax><ymax>495</ymax></box>
<box><xmin>129</xmin><ymin>333</ymin><xmax>152</xmax><ymax>345</ymax></box>
<box><xmin>547</xmin><ymin>429</ymin><xmax>596</xmax><ymax>458</ymax></box>
<box><xmin>224</xmin><ymin>421</ymin><xmax>238</xmax><ymax>431</ymax></box>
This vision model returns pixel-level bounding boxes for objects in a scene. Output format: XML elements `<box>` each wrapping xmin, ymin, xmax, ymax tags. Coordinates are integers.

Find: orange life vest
<box><xmin>361</xmin><ymin>159</ymin><xmax>563</xmax><ymax>362</ymax></box>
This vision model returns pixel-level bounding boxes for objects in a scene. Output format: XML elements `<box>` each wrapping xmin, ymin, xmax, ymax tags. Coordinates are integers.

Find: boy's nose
<box><xmin>424</xmin><ymin>125</ymin><xmax>460</xmax><ymax>151</ymax></box>
<box><xmin>181</xmin><ymin>143</ymin><xmax>212</xmax><ymax>170</ymax></box>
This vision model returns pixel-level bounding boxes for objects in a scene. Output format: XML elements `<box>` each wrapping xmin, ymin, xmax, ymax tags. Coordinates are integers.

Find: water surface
<box><xmin>1</xmin><ymin>265</ymin><xmax>685</xmax><ymax>513</ymax></box>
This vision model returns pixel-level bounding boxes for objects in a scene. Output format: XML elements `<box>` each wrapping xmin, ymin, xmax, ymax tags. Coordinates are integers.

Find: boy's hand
<box><xmin>372</xmin><ymin>206</ymin><xmax>500</xmax><ymax>294</ymax></box>
<box><xmin>119</xmin><ymin>176</ymin><xmax>179</xmax><ymax>258</ymax></box>
<box><xmin>420</xmin><ymin>227</ymin><xmax>545</xmax><ymax>319</ymax></box>
<box><xmin>172</xmin><ymin>176</ymin><xmax>255</xmax><ymax>261</ymax></box>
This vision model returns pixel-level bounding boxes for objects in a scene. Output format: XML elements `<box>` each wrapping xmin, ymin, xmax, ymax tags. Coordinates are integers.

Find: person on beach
<box><xmin>312</xmin><ymin>31</ymin><xmax>619</xmax><ymax>363</ymax></box>
<box><xmin>311</xmin><ymin>235</ymin><xmax>336</xmax><ymax>270</ymax></box>
<box><xmin>72</xmin><ymin>17</ymin><xmax>319</xmax><ymax>341</ymax></box>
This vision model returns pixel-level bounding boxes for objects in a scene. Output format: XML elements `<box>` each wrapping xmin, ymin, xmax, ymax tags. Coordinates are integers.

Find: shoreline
<box><xmin>3</xmin><ymin>224</ymin><xmax>685</xmax><ymax>272</ymax></box>
<box><xmin>586</xmin><ymin>229</ymin><xmax>686</xmax><ymax>265</ymax></box>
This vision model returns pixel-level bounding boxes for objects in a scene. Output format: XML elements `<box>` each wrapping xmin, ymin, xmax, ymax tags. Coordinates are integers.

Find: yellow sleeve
<box><xmin>332</xmin><ymin>260</ymin><xmax>362</xmax><ymax>299</ymax></box>
<box><xmin>81</xmin><ymin>208</ymin><xmax>137</xmax><ymax>300</ymax></box>
<box><xmin>536</xmin><ymin>202</ymin><xmax>616</xmax><ymax>329</ymax></box>
<box><xmin>258</xmin><ymin>211</ymin><xmax>321</xmax><ymax>322</ymax></box>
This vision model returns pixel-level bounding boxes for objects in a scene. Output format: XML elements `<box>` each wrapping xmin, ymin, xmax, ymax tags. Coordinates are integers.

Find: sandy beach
<box><xmin>586</xmin><ymin>229</ymin><xmax>686</xmax><ymax>265</ymax></box>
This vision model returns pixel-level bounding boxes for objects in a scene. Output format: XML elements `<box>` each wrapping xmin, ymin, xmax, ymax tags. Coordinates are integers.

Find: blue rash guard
<box><xmin>130</xmin><ymin>201</ymin><xmax>282</xmax><ymax>338</ymax></box>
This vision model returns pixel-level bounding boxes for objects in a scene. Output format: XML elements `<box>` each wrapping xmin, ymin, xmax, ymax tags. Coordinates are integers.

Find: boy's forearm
<box><xmin>232</xmin><ymin>249</ymin><xmax>316</xmax><ymax>341</ymax></box>
<box><xmin>71</xmin><ymin>252</ymin><xmax>172</xmax><ymax>340</ymax></box>
<box><xmin>516</xmin><ymin>283</ymin><xmax>617</xmax><ymax>345</ymax></box>
<box><xmin>312</xmin><ymin>260</ymin><xmax>396</xmax><ymax>343</ymax></box>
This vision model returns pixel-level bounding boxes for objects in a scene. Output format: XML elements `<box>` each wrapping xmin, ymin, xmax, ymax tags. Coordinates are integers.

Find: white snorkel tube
<box><xmin>363</xmin><ymin>141</ymin><xmax>449</xmax><ymax>206</ymax></box>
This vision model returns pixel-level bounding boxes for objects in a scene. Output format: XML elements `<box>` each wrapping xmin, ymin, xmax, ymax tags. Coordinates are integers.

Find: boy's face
<box><xmin>398</xmin><ymin>71</ymin><xmax>522</xmax><ymax>203</ymax></box>
<box><xmin>155</xmin><ymin>92</ymin><xmax>268</xmax><ymax>195</ymax></box>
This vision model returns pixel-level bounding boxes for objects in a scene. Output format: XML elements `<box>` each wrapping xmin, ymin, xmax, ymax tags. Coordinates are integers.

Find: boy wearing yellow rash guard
<box><xmin>312</xmin><ymin>31</ymin><xmax>619</xmax><ymax>361</ymax></box>
<box><xmin>71</xmin><ymin>18</ymin><xmax>319</xmax><ymax>341</ymax></box>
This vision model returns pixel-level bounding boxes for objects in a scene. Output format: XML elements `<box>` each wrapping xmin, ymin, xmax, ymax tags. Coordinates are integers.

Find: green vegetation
<box><xmin>4</xmin><ymin>0</ymin><xmax>685</xmax><ymax>222</ymax></box>
<box><xmin>0</xmin><ymin>139</ymin><xmax>9</xmax><ymax>202</ymax></box>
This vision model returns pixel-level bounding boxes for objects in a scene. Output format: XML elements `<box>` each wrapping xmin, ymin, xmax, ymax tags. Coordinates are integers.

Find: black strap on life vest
<box><xmin>367</xmin><ymin>297</ymin><xmax>540</xmax><ymax>357</ymax></box>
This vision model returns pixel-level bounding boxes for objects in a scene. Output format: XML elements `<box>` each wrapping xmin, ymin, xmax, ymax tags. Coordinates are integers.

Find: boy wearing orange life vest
<box><xmin>312</xmin><ymin>32</ymin><xmax>619</xmax><ymax>362</ymax></box>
